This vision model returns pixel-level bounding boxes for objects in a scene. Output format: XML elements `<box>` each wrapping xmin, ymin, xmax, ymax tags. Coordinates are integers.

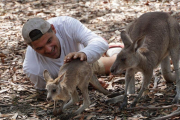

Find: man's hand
<box><xmin>64</xmin><ymin>52</ymin><xmax>87</xmax><ymax>63</ymax></box>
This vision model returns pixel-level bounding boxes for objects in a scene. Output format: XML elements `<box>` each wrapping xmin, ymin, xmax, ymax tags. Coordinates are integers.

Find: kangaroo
<box><xmin>110</xmin><ymin>12</ymin><xmax>180</xmax><ymax>108</ymax></box>
<box><xmin>43</xmin><ymin>59</ymin><xmax>110</xmax><ymax>116</ymax></box>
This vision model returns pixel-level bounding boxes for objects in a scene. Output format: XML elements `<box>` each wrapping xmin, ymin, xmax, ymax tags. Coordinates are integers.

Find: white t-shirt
<box><xmin>23</xmin><ymin>16</ymin><xmax>109</xmax><ymax>90</ymax></box>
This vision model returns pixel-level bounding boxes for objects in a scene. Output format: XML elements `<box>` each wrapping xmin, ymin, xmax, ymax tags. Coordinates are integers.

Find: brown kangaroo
<box><xmin>110</xmin><ymin>12</ymin><xmax>180</xmax><ymax>108</ymax></box>
<box><xmin>43</xmin><ymin>59</ymin><xmax>110</xmax><ymax>115</ymax></box>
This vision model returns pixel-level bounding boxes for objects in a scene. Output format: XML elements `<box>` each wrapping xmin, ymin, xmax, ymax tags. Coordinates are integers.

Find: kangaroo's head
<box><xmin>110</xmin><ymin>31</ymin><xmax>144</xmax><ymax>75</ymax></box>
<box><xmin>43</xmin><ymin>70</ymin><xmax>64</xmax><ymax>101</ymax></box>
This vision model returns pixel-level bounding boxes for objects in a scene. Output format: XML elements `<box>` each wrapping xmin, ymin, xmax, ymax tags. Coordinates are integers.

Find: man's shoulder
<box><xmin>23</xmin><ymin>46</ymin><xmax>40</xmax><ymax>71</ymax></box>
<box><xmin>23</xmin><ymin>46</ymin><xmax>46</xmax><ymax>76</ymax></box>
<box><xmin>47</xmin><ymin>16</ymin><xmax>75</xmax><ymax>24</ymax></box>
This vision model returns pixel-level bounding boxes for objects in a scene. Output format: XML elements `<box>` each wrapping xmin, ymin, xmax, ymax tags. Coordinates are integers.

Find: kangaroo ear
<box><xmin>121</xmin><ymin>31</ymin><xmax>133</xmax><ymax>48</ymax></box>
<box><xmin>43</xmin><ymin>70</ymin><xmax>53</xmax><ymax>82</ymax></box>
<box><xmin>132</xmin><ymin>35</ymin><xmax>145</xmax><ymax>52</ymax></box>
<box><xmin>54</xmin><ymin>72</ymin><xmax>66</xmax><ymax>85</ymax></box>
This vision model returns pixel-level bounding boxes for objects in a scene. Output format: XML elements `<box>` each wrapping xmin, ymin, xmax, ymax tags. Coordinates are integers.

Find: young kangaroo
<box><xmin>43</xmin><ymin>59</ymin><xmax>110</xmax><ymax>115</ymax></box>
<box><xmin>110</xmin><ymin>12</ymin><xmax>180</xmax><ymax>108</ymax></box>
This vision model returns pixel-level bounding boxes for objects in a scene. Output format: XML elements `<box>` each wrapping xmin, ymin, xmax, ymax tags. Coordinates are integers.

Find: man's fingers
<box><xmin>64</xmin><ymin>52</ymin><xmax>87</xmax><ymax>63</ymax></box>
<box><xmin>74</xmin><ymin>53</ymin><xmax>86</xmax><ymax>61</ymax></box>
<box><xmin>73</xmin><ymin>54</ymin><xmax>78</xmax><ymax>59</ymax></box>
<box><xmin>64</xmin><ymin>53</ymin><xmax>74</xmax><ymax>63</ymax></box>
<box><xmin>80</xmin><ymin>53</ymin><xmax>86</xmax><ymax>61</ymax></box>
<box><xmin>67</xmin><ymin>53</ymin><xmax>75</xmax><ymax>59</ymax></box>
<box><xmin>73</xmin><ymin>53</ymin><xmax>83</xmax><ymax>60</ymax></box>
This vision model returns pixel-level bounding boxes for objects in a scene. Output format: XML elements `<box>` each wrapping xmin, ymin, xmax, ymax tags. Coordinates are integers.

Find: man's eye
<box><xmin>47</xmin><ymin>38</ymin><xmax>52</xmax><ymax>44</ymax></box>
<box><xmin>36</xmin><ymin>47</ymin><xmax>42</xmax><ymax>50</ymax></box>
<box><xmin>52</xmin><ymin>89</ymin><xmax>56</xmax><ymax>93</ymax></box>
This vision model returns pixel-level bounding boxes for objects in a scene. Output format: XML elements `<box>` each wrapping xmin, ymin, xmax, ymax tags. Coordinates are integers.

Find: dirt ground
<box><xmin>1</xmin><ymin>0</ymin><xmax>180</xmax><ymax>119</ymax></box>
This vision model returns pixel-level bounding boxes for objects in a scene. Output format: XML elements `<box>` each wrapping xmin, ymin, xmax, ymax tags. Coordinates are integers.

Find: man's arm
<box><xmin>23</xmin><ymin>46</ymin><xmax>46</xmax><ymax>90</ymax></box>
<box><xmin>62</xmin><ymin>17</ymin><xmax>109</xmax><ymax>63</ymax></box>
<box><xmin>25</xmin><ymin>71</ymin><xmax>46</xmax><ymax>90</ymax></box>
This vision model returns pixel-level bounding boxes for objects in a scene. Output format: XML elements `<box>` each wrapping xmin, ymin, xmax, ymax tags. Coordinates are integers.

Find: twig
<box><xmin>153</xmin><ymin>109</ymin><xmax>180</xmax><ymax>120</ymax></box>
<box><xmin>105</xmin><ymin>95</ymin><xmax>124</xmax><ymax>104</ymax></box>
<box><xmin>152</xmin><ymin>75</ymin><xmax>160</xmax><ymax>90</ymax></box>
<box><xmin>0</xmin><ymin>53</ymin><xmax>6</xmax><ymax>57</ymax></box>
<box><xmin>127</xmin><ymin>104</ymin><xmax>180</xmax><ymax>110</ymax></box>
<box><xmin>148</xmin><ymin>88</ymin><xmax>166</xmax><ymax>92</ymax></box>
<box><xmin>104</xmin><ymin>27</ymin><xmax>124</xmax><ymax>32</ymax></box>
<box><xmin>107</xmin><ymin>75</ymin><xmax>114</xmax><ymax>82</ymax></box>
<box><xmin>0</xmin><ymin>104</ymin><xmax>13</xmax><ymax>107</ymax></box>
<box><xmin>107</xmin><ymin>90</ymin><xmax>125</xmax><ymax>98</ymax></box>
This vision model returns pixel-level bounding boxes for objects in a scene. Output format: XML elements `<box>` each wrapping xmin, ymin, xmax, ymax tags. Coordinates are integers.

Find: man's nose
<box><xmin>45</xmin><ymin>45</ymin><xmax>51</xmax><ymax>53</ymax></box>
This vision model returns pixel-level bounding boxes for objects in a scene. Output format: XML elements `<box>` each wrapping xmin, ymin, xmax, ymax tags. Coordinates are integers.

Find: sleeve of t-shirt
<box><xmin>23</xmin><ymin>46</ymin><xmax>46</xmax><ymax>90</ymax></box>
<box><xmin>26</xmin><ymin>72</ymin><xmax>46</xmax><ymax>90</ymax></box>
<box><xmin>62</xmin><ymin>17</ymin><xmax>109</xmax><ymax>63</ymax></box>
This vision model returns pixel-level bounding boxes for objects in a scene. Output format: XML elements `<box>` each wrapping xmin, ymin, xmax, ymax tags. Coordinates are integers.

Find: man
<box><xmin>22</xmin><ymin>16</ymin><xmax>123</xmax><ymax>91</ymax></box>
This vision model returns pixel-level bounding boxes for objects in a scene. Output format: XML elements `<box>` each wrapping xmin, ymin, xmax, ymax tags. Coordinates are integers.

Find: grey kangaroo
<box><xmin>43</xmin><ymin>59</ymin><xmax>110</xmax><ymax>115</ymax></box>
<box><xmin>110</xmin><ymin>12</ymin><xmax>180</xmax><ymax>108</ymax></box>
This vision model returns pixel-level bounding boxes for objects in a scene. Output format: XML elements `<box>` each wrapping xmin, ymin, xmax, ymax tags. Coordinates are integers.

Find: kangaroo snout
<box><xmin>110</xmin><ymin>66</ymin><xmax>119</xmax><ymax>75</ymax></box>
<box><xmin>46</xmin><ymin>97</ymin><xmax>52</xmax><ymax>101</ymax></box>
<box><xmin>110</xmin><ymin>67</ymin><xmax>115</xmax><ymax>74</ymax></box>
<box><xmin>110</xmin><ymin>66</ymin><xmax>124</xmax><ymax>75</ymax></box>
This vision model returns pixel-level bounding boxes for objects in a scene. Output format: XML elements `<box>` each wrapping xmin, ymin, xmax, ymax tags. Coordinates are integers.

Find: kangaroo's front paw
<box><xmin>59</xmin><ymin>114</ymin><xmax>69</xmax><ymax>119</ymax></box>
<box><xmin>60</xmin><ymin>113</ymin><xmax>75</xmax><ymax>119</ymax></box>
<box><xmin>120</xmin><ymin>96</ymin><xmax>128</xmax><ymax>110</ymax></box>
<box><xmin>172</xmin><ymin>94</ymin><xmax>179</xmax><ymax>104</ymax></box>
<box><xmin>70</xmin><ymin>112</ymin><xmax>77</xmax><ymax>117</ymax></box>
<box><xmin>57</xmin><ymin>109</ymin><xmax>63</xmax><ymax>115</ymax></box>
<box><xmin>130</xmin><ymin>97</ymin><xmax>138</xmax><ymax>108</ymax></box>
<box><xmin>120</xmin><ymin>101</ymin><xmax>127</xmax><ymax>110</ymax></box>
<box><xmin>130</xmin><ymin>102</ymin><xmax>136</xmax><ymax>108</ymax></box>
<box><xmin>53</xmin><ymin>109</ymin><xmax>58</xmax><ymax>116</ymax></box>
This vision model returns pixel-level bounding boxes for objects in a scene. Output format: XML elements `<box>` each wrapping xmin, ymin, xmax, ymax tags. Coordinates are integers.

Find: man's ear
<box><xmin>43</xmin><ymin>70</ymin><xmax>53</xmax><ymax>82</ymax></box>
<box><xmin>51</xmin><ymin>24</ymin><xmax>56</xmax><ymax>34</ymax></box>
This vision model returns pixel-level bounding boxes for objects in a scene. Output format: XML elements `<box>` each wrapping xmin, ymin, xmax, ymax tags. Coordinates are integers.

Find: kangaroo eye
<box><xmin>52</xmin><ymin>89</ymin><xmax>56</xmax><ymax>93</ymax></box>
<box><xmin>121</xmin><ymin>58</ymin><xmax>126</xmax><ymax>62</ymax></box>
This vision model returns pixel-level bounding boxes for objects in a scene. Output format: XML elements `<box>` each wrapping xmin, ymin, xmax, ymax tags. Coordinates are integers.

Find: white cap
<box><xmin>22</xmin><ymin>18</ymin><xmax>51</xmax><ymax>44</ymax></box>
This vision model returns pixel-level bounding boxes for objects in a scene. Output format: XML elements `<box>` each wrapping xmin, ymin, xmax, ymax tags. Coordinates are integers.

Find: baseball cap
<box><xmin>22</xmin><ymin>17</ymin><xmax>51</xmax><ymax>44</ymax></box>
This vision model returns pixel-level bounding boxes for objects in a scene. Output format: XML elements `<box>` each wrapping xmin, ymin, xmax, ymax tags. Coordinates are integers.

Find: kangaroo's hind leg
<box><xmin>75</xmin><ymin>79</ymin><xmax>91</xmax><ymax>115</ymax></box>
<box><xmin>170</xmin><ymin>47</ymin><xmax>180</xmax><ymax>103</ymax></box>
<box><xmin>169</xmin><ymin>18</ymin><xmax>180</xmax><ymax>103</ymax></box>
<box><xmin>63</xmin><ymin>90</ymin><xmax>79</xmax><ymax>110</ymax></box>
<box><xmin>90</xmin><ymin>74</ymin><xmax>110</xmax><ymax>95</ymax></box>
<box><xmin>161</xmin><ymin>56</ymin><xmax>176</xmax><ymax>82</ymax></box>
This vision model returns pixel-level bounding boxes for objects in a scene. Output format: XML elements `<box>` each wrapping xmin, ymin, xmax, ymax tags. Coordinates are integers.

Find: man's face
<box><xmin>31</xmin><ymin>25</ymin><xmax>61</xmax><ymax>59</ymax></box>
